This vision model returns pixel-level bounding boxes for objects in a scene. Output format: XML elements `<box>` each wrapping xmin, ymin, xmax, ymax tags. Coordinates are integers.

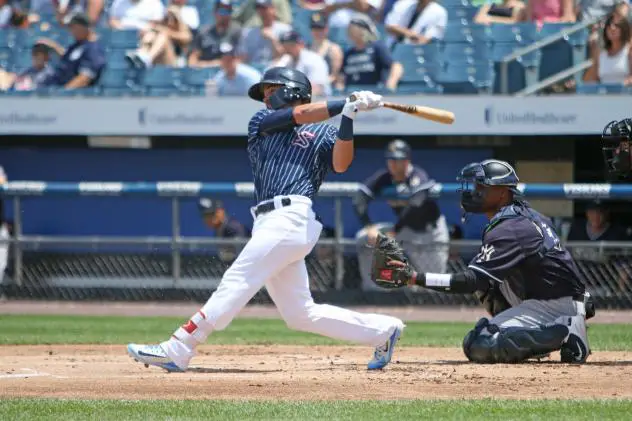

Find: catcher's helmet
<box><xmin>602</xmin><ymin>118</ymin><xmax>632</xmax><ymax>181</ymax></box>
<box><xmin>248</xmin><ymin>67</ymin><xmax>312</xmax><ymax>109</ymax></box>
<box><xmin>457</xmin><ymin>159</ymin><xmax>520</xmax><ymax>213</ymax></box>
<box><xmin>385</xmin><ymin>139</ymin><xmax>411</xmax><ymax>160</ymax></box>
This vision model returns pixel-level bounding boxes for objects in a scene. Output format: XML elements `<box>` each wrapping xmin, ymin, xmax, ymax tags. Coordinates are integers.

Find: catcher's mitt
<box><xmin>371</xmin><ymin>233</ymin><xmax>414</xmax><ymax>289</ymax></box>
<box><xmin>474</xmin><ymin>283</ymin><xmax>511</xmax><ymax>316</ymax></box>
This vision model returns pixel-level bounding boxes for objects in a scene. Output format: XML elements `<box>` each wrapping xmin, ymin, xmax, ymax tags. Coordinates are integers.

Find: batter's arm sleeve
<box><xmin>257</xmin><ymin>108</ymin><xmax>298</xmax><ymax>135</ymax></box>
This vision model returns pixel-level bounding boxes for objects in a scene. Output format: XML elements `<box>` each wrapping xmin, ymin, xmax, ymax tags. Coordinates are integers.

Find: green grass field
<box><xmin>1</xmin><ymin>314</ymin><xmax>632</xmax><ymax>351</ymax></box>
<box><xmin>1</xmin><ymin>398</ymin><xmax>632</xmax><ymax>421</ymax></box>
<box><xmin>1</xmin><ymin>314</ymin><xmax>631</xmax><ymax>420</ymax></box>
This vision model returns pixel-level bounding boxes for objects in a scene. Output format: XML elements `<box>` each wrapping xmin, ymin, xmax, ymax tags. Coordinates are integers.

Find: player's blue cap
<box><xmin>198</xmin><ymin>198</ymin><xmax>223</xmax><ymax>215</ymax></box>
<box><xmin>385</xmin><ymin>139</ymin><xmax>411</xmax><ymax>160</ymax></box>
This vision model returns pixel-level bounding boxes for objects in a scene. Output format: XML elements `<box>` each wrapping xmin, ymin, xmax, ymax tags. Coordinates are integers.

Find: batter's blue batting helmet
<box><xmin>248</xmin><ymin>67</ymin><xmax>312</xmax><ymax>109</ymax></box>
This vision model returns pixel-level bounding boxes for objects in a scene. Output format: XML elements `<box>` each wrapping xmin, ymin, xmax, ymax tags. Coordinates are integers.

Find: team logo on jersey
<box><xmin>476</xmin><ymin>244</ymin><xmax>495</xmax><ymax>263</ymax></box>
<box><xmin>292</xmin><ymin>130</ymin><xmax>315</xmax><ymax>149</ymax></box>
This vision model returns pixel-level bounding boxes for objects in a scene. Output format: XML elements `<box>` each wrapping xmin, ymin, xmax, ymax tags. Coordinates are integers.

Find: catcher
<box><xmin>371</xmin><ymin>159</ymin><xmax>595</xmax><ymax>364</ymax></box>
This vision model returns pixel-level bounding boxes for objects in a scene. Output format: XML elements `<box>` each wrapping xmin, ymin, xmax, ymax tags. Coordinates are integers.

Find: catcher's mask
<box><xmin>602</xmin><ymin>119</ymin><xmax>632</xmax><ymax>180</ymax></box>
<box><xmin>457</xmin><ymin>160</ymin><xmax>520</xmax><ymax>214</ymax></box>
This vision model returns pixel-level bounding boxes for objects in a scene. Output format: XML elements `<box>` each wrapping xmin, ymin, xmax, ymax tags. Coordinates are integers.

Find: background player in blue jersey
<box><xmin>371</xmin><ymin>159</ymin><xmax>593</xmax><ymax>364</ymax></box>
<box><xmin>354</xmin><ymin>139</ymin><xmax>449</xmax><ymax>291</ymax></box>
<box><xmin>198</xmin><ymin>197</ymin><xmax>249</xmax><ymax>264</ymax></box>
<box><xmin>128</xmin><ymin>67</ymin><xmax>405</xmax><ymax>372</ymax></box>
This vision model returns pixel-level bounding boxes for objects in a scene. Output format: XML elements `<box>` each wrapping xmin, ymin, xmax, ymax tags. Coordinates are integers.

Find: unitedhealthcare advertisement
<box><xmin>0</xmin><ymin>96</ymin><xmax>628</xmax><ymax>136</ymax></box>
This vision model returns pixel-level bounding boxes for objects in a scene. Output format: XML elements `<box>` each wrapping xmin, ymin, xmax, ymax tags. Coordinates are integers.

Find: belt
<box><xmin>254</xmin><ymin>197</ymin><xmax>291</xmax><ymax>217</ymax></box>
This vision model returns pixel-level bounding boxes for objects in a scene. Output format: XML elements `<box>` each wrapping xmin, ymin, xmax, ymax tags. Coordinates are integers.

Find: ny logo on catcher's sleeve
<box><xmin>476</xmin><ymin>244</ymin><xmax>495</xmax><ymax>263</ymax></box>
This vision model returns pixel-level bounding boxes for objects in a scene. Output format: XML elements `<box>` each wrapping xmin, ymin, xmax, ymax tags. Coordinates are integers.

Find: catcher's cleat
<box><xmin>558</xmin><ymin>316</ymin><xmax>590</xmax><ymax>364</ymax></box>
<box><xmin>127</xmin><ymin>343</ymin><xmax>184</xmax><ymax>372</ymax></box>
<box><xmin>368</xmin><ymin>326</ymin><xmax>403</xmax><ymax>370</ymax></box>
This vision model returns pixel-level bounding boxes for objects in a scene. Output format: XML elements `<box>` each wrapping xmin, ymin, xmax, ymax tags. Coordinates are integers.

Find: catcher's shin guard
<box><xmin>462</xmin><ymin>318</ymin><xmax>570</xmax><ymax>363</ymax></box>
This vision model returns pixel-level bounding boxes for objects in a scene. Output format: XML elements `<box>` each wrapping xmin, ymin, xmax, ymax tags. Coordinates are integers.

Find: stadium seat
<box><xmin>0</xmin><ymin>89</ymin><xmax>35</xmax><ymax>97</ymax></box>
<box><xmin>442</xmin><ymin>0</ymin><xmax>472</xmax><ymax>7</ymax></box>
<box><xmin>105</xmin><ymin>49</ymin><xmax>131</xmax><ymax>69</ymax></box>
<box><xmin>0</xmin><ymin>47</ymin><xmax>13</xmax><ymax>68</ymax></box>
<box><xmin>491</xmin><ymin>42</ymin><xmax>541</xmax><ymax>93</ymax></box>
<box><xmin>397</xmin><ymin>83</ymin><xmax>444</xmax><ymax>94</ymax></box>
<box><xmin>447</xmin><ymin>6</ymin><xmax>478</xmax><ymax>22</ymax></box>
<box><xmin>99</xmin><ymin>69</ymin><xmax>135</xmax><ymax>89</ymax></box>
<box><xmin>12</xmin><ymin>51</ymin><xmax>33</xmax><ymax>72</ymax></box>
<box><xmin>436</xmin><ymin>63</ymin><xmax>493</xmax><ymax>93</ymax></box>
<box><xmin>141</xmin><ymin>66</ymin><xmax>183</xmax><ymax>95</ymax></box>
<box><xmin>183</xmin><ymin>67</ymin><xmax>217</xmax><ymax>91</ymax></box>
<box><xmin>443</xmin><ymin>24</ymin><xmax>490</xmax><ymax>43</ymax></box>
<box><xmin>107</xmin><ymin>30</ymin><xmax>140</xmax><ymax>49</ymax></box>
<box><xmin>490</xmin><ymin>23</ymin><xmax>537</xmax><ymax>43</ymax></box>
<box><xmin>392</xmin><ymin>43</ymin><xmax>439</xmax><ymax>63</ymax></box>
<box><xmin>0</xmin><ymin>29</ymin><xmax>19</xmax><ymax>48</ymax></box>
<box><xmin>441</xmin><ymin>42</ymin><xmax>491</xmax><ymax>65</ymax></box>
<box><xmin>539</xmin><ymin>23</ymin><xmax>589</xmax><ymax>83</ymax></box>
<box><xmin>576</xmin><ymin>83</ymin><xmax>626</xmax><ymax>94</ymax></box>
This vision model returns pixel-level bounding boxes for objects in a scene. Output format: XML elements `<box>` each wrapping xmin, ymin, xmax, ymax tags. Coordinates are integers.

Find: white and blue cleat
<box><xmin>367</xmin><ymin>326</ymin><xmax>402</xmax><ymax>370</ymax></box>
<box><xmin>127</xmin><ymin>343</ymin><xmax>184</xmax><ymax>372</ymax></box>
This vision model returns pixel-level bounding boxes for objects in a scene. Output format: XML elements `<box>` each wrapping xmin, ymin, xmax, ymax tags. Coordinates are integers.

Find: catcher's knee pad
<box><xmin>463</xmin><ymin>318</ymin><xmax>570</xmax><ymax>364</ymax></box>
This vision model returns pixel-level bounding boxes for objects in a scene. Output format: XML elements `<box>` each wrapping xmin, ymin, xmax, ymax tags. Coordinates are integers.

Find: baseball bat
<box><xmin>349</xmin><ymin>95</ymin><xmax>455</xmax><ymax>125</ymax></box>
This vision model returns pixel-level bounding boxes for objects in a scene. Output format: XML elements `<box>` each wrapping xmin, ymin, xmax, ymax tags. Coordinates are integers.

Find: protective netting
<box><xmin>1</xmin><ymin>240</ymin><xmax>630</xmax><ymax>308</ymax></box>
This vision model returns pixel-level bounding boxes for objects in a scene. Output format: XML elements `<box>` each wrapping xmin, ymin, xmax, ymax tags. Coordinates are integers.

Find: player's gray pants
<box><xmin>355</xmin><ymin>216</ymin><xmax>450</xmax><ymax>290</ymax></box>
<box><xmin>464</xmin><ymin>297</ymin><xmax>589</xmax><ymax>363</ymax></box>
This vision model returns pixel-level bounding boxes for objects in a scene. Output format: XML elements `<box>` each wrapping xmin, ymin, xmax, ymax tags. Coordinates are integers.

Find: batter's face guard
<box><xmin>457</xmin><ymin>160</ymin><xmax>520</xmax><ymax>214</ymax></box>
<box><xmin>602</xmin><ymin>119</ymin><xmax>632</xmax><ymax>180</ymax></box>
<box><xmin>248</xmin><ymin>67</ymin><xmax>312</xmax><ymax>110</ymax></box>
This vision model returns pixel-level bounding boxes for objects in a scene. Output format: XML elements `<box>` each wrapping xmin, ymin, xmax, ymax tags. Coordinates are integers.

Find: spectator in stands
<box><xmin>525</xmin><ymin>0</ymin><xmax>576</xmax><ymax>27</ymax></box>
<box><xmin>109</xmin><ymin>0</ymin><xmax>165</xmax><ymax>30</ymax></box>
<box><xmin>384</xmin><ymin>0</ymin><xmax>447</xmax><ymax>49</ymax></box>
<box><xmin>10</xmin><ymin>43</ymin><xmax>55</xmax><ymax>91</ymax></box>
<box><xmin>0</xmin><ymin>0</ymin><xmax>29</xmax><ymax>28</ymax></box>
<box><xmin>188</xmin><ymin>0</ymin><xmax>241</xmax><ymax>67</ymax></box>
<box><xmin>579</xmin><ymin>0</ymin><xmax>629</xmax><ymax>23</ymax></box>
<box><xmin>318</xmin><ymin>0</ymin><xmax>381</xmax><ymax>30</ymax></box>
<box><xmin>474</xmin><ymin>0</ymin><xmax>526</xmax><ymax>25</ymax></box>
<box><xmin>125</xmin><ymin>5</ymin><xmax>193</xmax><ymax>68</ymax></box>
<box><xmin>198</xmin><ymin>197</ymin><xmax>248</xmax><ymax>265</ymax></box>
<box><xmin>584</xmin><ymin>13</ymin><xmax>632</xmax><ymax>85</ymax></box>
<box><xmin>35</xmin><ymin>13</ymin><xmax>105</xmax><ymax>88</ymax></box>
<box><xmin>271</xmin><ymin>30</ymin><xmax>331</xmax><ymax>96</ymax></box>
<box><xmin>207</xmin><ymin>42</ymin><xmax>262</xmax><ymax>96</ymax></box>
<box><xmin>307</xmin><ymin>12</ymin><xmax>343</xmax><ymax>85</ymax></box>
<box><xmin>568</xmin><ymin>200</ymin><xmax>628</xmax><ymax>242</ymax></box>
<box><xmin>233</xmin><ymin>0</ymin><xmax>292</xmax><ymax>27</ymax></box>
<box><xmin>339</xmin><ymin>15</ymin><xmax>403</xmax><ymax>91</ymax></box>
<box><xmin>168</xmin><ymin>0</ymin><xmax>199</xmax><ymax>33</ymax></box>
<box><xmin>56</xmin><ymin>0</ymin><xmax>104</xmax><ymax>26</ymax></box>
<box><xmin>237</xmin><ymin>0</ymin><xmax>290</xmax><ymax>66</ymax></box>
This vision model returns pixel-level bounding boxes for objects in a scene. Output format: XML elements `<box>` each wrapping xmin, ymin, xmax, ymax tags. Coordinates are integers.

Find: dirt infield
<box><xmin>1</xmin><ymin>344</ymin><xmax>631</xmax><ymax>401</ymax></box>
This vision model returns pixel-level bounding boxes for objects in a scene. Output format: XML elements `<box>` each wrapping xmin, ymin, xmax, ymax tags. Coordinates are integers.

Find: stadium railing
<box><xmin>500</xmin><ymin>19</ymin><xmax>597</xmax><ymax>95</ymax></box>
<box><xmin>1</xmin><ymin>181</ymin><xmax>631</xmax><ymax>307</ymax></box>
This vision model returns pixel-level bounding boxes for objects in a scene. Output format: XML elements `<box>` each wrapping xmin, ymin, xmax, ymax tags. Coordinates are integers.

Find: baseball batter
<box><xmin>354</xmin><ymin>139</ymin><xmax>449</xmax><ymax>290</ymax></box>
<box><xmin>371</xmin><ymin>160</ymin><xmax>593</xmax><ymax>364</ymax></box>
<box><xmin>128</xmin><ymin>67</ymin><xmax>404</xmax><ymax>371</ymax></box>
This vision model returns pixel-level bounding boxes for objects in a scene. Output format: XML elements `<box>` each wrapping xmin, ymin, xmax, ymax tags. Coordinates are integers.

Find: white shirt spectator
<box><xmin>385</xmin><ymin>0</ymin><xmax>447</xmax><ymax>48</ymax></box>
<box><xmin>213</xmin><ymin>63</ymin><xmax>262</xmax><ymax>96</ymax></box>
<box><xmin>273</xmin><ymin>49</ymin><xmax>332</xmax><ymax>95</ymax></box>
<box><xmin>599</xmin><ymin>44</ymin><xmax>631</xmax><ymax>83</ymax></box>
<box><xmin>238</xmin><ymin>21</ymin><xmax>291</xmax><ymax>65</ymax></box>
<box><xmin>0</xmin><ymin>4</ymin><xmax>12</xmax><ymax>27</ymax></box>
<box><xmin>325</xmin><ymin>0</ymin><xmax>383</xmax><ymax>28</ymax></box>
<box><xmin>110</xmin><ymin>0</ymin><xmax>166</xmax><ymax>30</ymax></box>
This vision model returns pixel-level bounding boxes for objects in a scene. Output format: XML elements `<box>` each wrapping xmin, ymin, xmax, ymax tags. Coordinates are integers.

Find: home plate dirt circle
<box><xmin>1</xmin><ymin>344</ymin><xmax>631</xmax><ymax>400</ymax></box>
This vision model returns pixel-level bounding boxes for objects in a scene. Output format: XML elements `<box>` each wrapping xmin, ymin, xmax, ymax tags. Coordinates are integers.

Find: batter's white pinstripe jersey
<box><xmin>247</xmin><ymin>109</ymin><xmax>338</xmax><ymax>203</ymax></box>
